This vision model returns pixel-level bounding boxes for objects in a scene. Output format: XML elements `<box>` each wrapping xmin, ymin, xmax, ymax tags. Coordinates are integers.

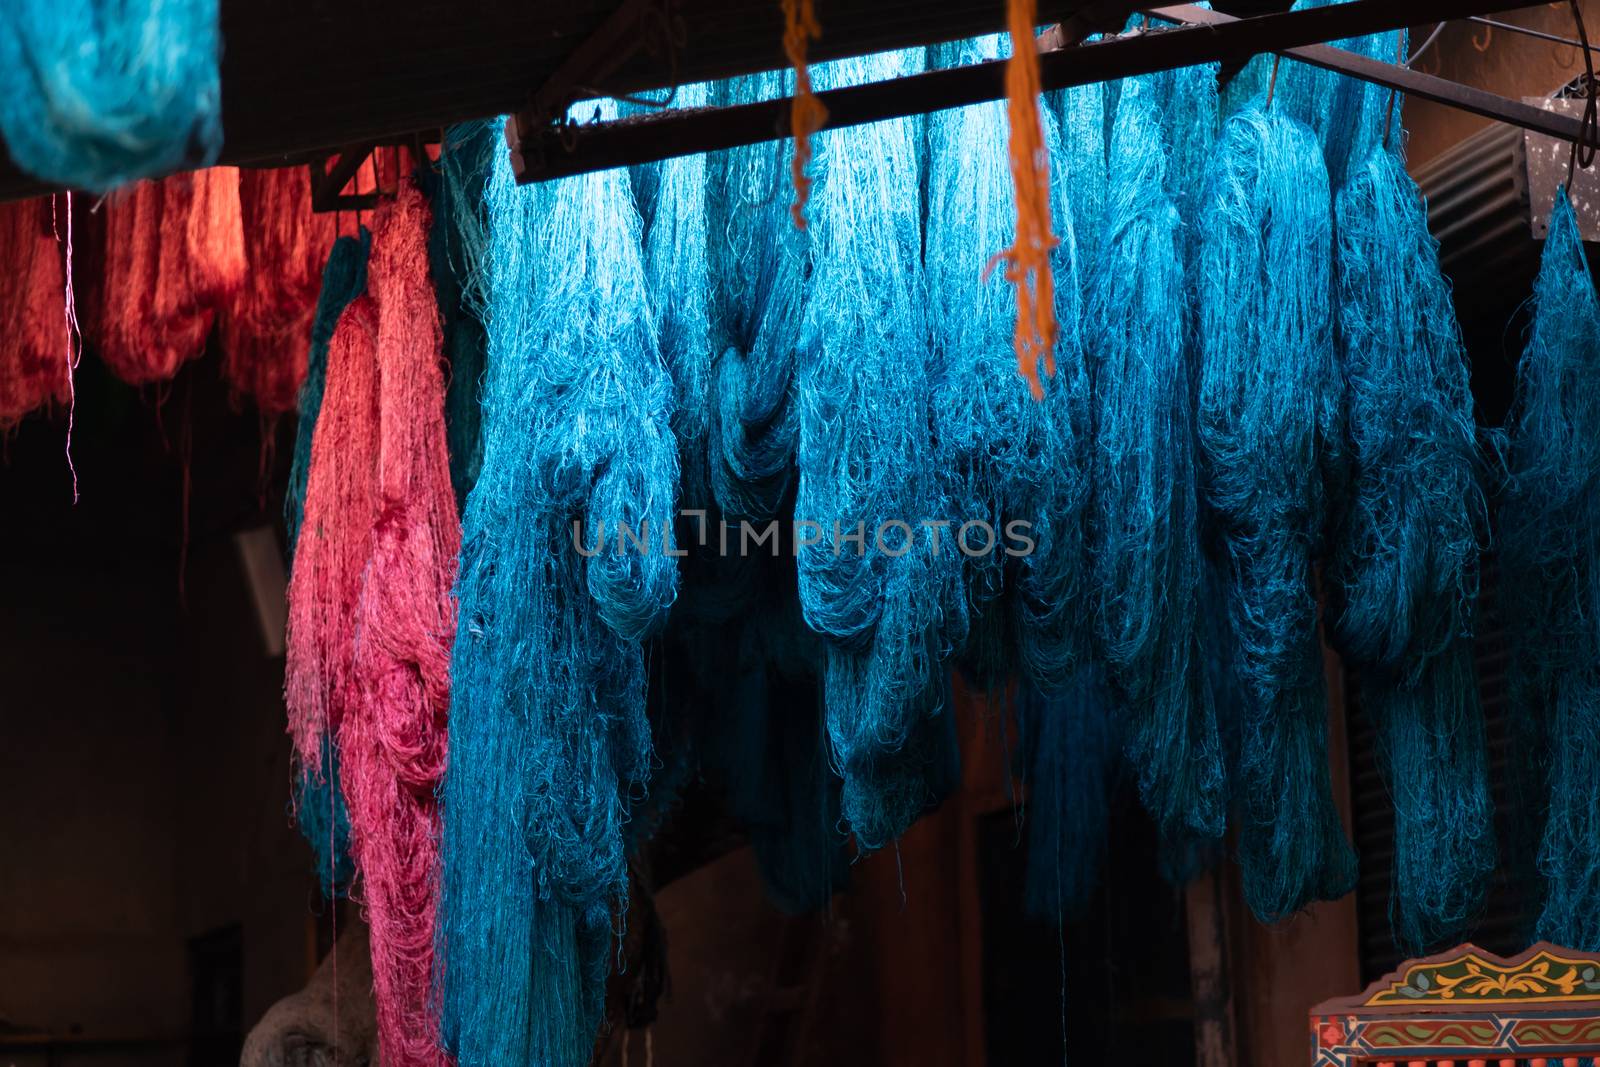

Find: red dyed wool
<box><xmin>342</xmin><ymin>180</ymin><xmax>458</xmax><ymax>1067</ymax></box>
<box><xmin>224</xmin><ymin>167</ymin><xmax>338</xmax><ymax>414</ymax></box>
<box><xmin>184</xmin><ymin>167</ymin><xmax>247</xmax><ymax>308</ymax></box>
<box><xmin>0</xmin><ymin>198</ymin><xmax>69</xmax><ymax>427</ymax></box>
<box><xmin>98</xmin><ymin>176</ymin><xmax>228</xmax><ymax>385</ymax></box>
<box><xmin>284</xmin><ymin>294</ymin><xmax>381</xmax><ymax>772</ymax></box>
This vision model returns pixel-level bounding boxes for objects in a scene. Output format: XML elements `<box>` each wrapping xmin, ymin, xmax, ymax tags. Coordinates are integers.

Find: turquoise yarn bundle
<box><xmin>1333</xmin><ymin>147</ymin><xmax>1493</xmax><ymax>949</ymax></box>
<box><xmin>430</xmin><ymin>121</ymin><xmax>499</xmax><ymax>507</ymax></box>
<box><xmin>797</xmin><ymin>49</ymin><xmax>959</xmax><ymax>850</ymax></box>
<box><xmin>708</xmin><ymin>71</ymin><xmax>807</xmax><ymax>523</ymax></box>
<box><xmin>1195</xmin><ymin>109</ymin><xmax>1355</xmax><ymax>920</ymax></box>
<box><xmin>438</xmin><ymin>103</ymin><xmax>680</xmax><ymax>1067</ymax></box>
<box><xmin>631</xmin><ymin>83</ymin><xmax>715</xmax><ymax>509</ymax></box>
<box><xmin>0</xmin><ymin>0</ymin><xmax>222</xmax><ymax>190</ymax></box>
<box><xmin>1090</xmin><ymin>73</ymin><xmax>1225</xmax><ymax>843</ymax></box>
<box><xmin>1502</xmin><ymin>190</ymin><xmax>1600</xmax><ymax>951</ymax></box>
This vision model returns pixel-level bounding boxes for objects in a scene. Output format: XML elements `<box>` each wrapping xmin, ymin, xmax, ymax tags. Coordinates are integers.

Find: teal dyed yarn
<box><xmin>1502</xmin><ymin>190</ymin><xmax>1600</xmax><ymax>951</ymax></box>
<box><xmin>293</xmin><ymin>735</ymin><xmax>354</xmax><ymax>898</ymax></box>
<box><xmin>797</xmin><ymin>49</ymin><xmax>959</xmax><ymax>850</ymax></box>
<box><xmin>927</xmin><ymin>35</ymin><xmax>1040</xmax><ymax>686</ymax></box>
<box><xmin>632</xmin><ymin>83</ymin><xmax>715</xmax><ymax>510</ymax></box>
<box><xmin>1331</xmin><ymin>148</ymin><xmax>1483</xmax><ymax>679</ymax></box>
<box><xmin>0</xmin><ymin>0</ymin><xmax>222</xmax><ymax>191</ymax></box>
<box><xmin>285</xmin><ymin>231</ymin><xmax>371</xmax><ymax>560</ymax></box>
<box><xmin>1013</xmin><ymin>67</ymin><xmax>1094</xmax><ymax>694</ymax></box>
<box><xmin>707</xmin><ymin>71</ymin><xmax>806</xmax><ymax>524</ymax></box>
<box><xmin>1195</xmin><ymin>109</ymin><xmax>1355</xmax><ymax>920</ymax></box>
<box><xmin>1090</xmin><ymin>73</ymin><xmax>1225</xmax><ymax>843</ymax></box>
<box><xmin>1363</xmin><ymin>641</ymin><xmax>1495</xmax><ymax>953</ymax></box>
<box><xmin>1274</xmin><ymin>2</ymin><xmax>1403</xmax><ymax>189</ymax></box>
<box><xmin>1334</xmin><ymin>148</ymin><xmax>1492</xmax><ymax>944</ymax></box>
<box><xmin>438</xmin><ymin>103</ymin><xmax>679</xmax><ymax>1067</ymax></box>
<box><xmin>430</xmin><ymin>121</ymin><xmax>499</xmax><ymax>507</ymax></box>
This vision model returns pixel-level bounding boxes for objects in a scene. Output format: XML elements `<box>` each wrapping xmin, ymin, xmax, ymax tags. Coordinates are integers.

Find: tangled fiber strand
<box><xmin>285</xmin><ymin>231</ymin><xmax>372</xmax><ymax>560</ymax></box>
<box><xmin>1331</xmin><ymin>148</ymin><xmax>1483</xmax><ymax>679</ymax></box>
<box><xmin>631</xmin><ymin>83</ymin><xmax>715</xmax><ymax>509</ymax></box>
<box><xmin>797</xmin><ymin>49</ymin><xmax>958</xmax><ymax>849</ymax></box>
<box><xmin>999</xmin><ymin>1</ymin><xmax>1060</xmax><ymax>397</ymax></box>
<box><xmin>1020</xmin><ymin>670</ymin><xmax>1115</xmax><ymax>920</ymax></box>
<box><xmin>439</xmin><ymin>105</ymin><xmax>679</xmax><ymax>1067</ymax></box>
<box><xmin>431</xmin><ymin>122</ymin><xmax>500</xmax><ymax>507</ymax></box>
<box><xmin>782</xmin><ymin>0</ymin><xmax>827</xmax><ymax>227</ymax></box>
<box><xmin>283</xmin><ymin>293</ymin><xmax>380</xmax><ymax>781</ymax></box>
<box><xmin>708</xmin><ymin>71</ymin><xmax>808</xmax><ymax>523</ymax></box>
<box><xmin>1334</xmin><ymin>147</ymin><xmax>1492</xmax><ymax>941</ymax></box>
<box><xmin>342</xmin><ymin>181</ymin><xmax>458</xmax><ymax>1067</ymax></box>
<box><xmin>1363</xmin><ymin>640</ymin><xmax>1495</xmax><ymax>952</ymax></box>
<box><xmin>1196</xmin><ymin>109</ymin><xmax>1355</xmax><ymax>920</ymax></box>
<box><xmin>225</xmin><ymin>167</ymin><xmax>340</xmax><ymax>415</ymax></box>
<box><xmin>1502</xmin><ymin>190</ymin><xmax>1600</xmax><ymax>950</ymax></box>
<box><xmin>0</xmin><ymin>0</ymin><xmax>221</xmax><ymax>190</ymax></box>
<box><xmin>0</xmin><ymin>197</ymin><xmax>70</xmax><ymax>427</ymax></box>
<box><xmin>1090</xmin><ymin>74</ymin><xmax>1225</xmax><ymax>842</ymax></box>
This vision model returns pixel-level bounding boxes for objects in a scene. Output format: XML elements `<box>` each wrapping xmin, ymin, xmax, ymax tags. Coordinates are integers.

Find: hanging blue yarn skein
<box><xmin>707</xmin><ymin>71</ymin><xmax>807</xmax><ymax>524</ymax></box>
<box><xmin>430</xmin><ymin>121</ymin><xmax>499</xmax><ymax>507</ymax></box>
<box><xmin>0</xmin><ymin>0</ymin><xmax>222</xmax><ymax>191</ymax></box>
<box><xmin>282</xmin><ymin>231</ymin><xmax>368</xmax><ymax>897</ymax></box>
<box><xmin>1089</xmin><ymin>73</ymin><xmax>1226</xmax><ymax>843</ymax></box>
<box><xmin>796</xmin><ymin>49</ymin><xmax>960</xmax><ymax>849</ymax></box>
<box><xmin>1195</xmin><ymin>109</ymin><xmax>1355</xmax><ymax>920</ymax></box>
<box><xmin>438</xmin><ymin>103</ymin><xmax>679</xmax><ymax>1067</ymax></box>
<box><xmin>1502</xmin><ymin>189</ymin><xmax>1600</xmax><ymax>951</ymax></box>
<box><xmin>1331</xmin><ymin>148</ymin><xmax>1484</xmax><ymax>678</ymax></box>
<box><xmin>1274</xmin><ymin>3</ymin><xmax>1403</xmax><ymax>189</ymax></box>
<box><xmin>633</xmin><ymin>82</ymin><xmax>715</xmax><ymax>510</ymax></box>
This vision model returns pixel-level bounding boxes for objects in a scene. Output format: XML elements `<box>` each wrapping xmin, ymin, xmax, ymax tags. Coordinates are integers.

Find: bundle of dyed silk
<box><xmin>1502</xmin><ymin>190</ymin><xmax>1600</xmax><ymax>951</ymax></box>
<box><xmin>439</xmin><ymin>105</ymin><xmax>679</xmax><ymax>1067</ymax></box>
<box><xmin>0</xmin><ymin>197</ymin><xmax>70</xmax><ymax>427</ymax></box>
<box><xmin>225</xmin><ymin>167</ymin><xmax>339</xmax><ymax>415</ymax></box>
<box><xmin>708</xmin><ymin>71</ymin><xmax>807</xmax><ymax>523</ymax></box>
<box><xmin>431</xmin><ymin>122</ymin><xmax>498</xmax><ymax>506</ymax></box>
<box><xmin>98</xmin><ymin>173</ymin><xmax>241</xmax><ymax>385</ymax></box>
<box><xmin>796</xmin><ymin>50</ymin><xmax>960</xmax><ymax>849</ymax></box>
<box><xmin>631</xmin><ymin>83</ymin><xmax>715</xmax><ymax>508</ymax></box>
<box><xmin>1275</xmin><ymin>2</ymin><xmax>1403</xmax><ymax>189</ymax></box>
<box><xmin>1196</xmin><ymin>109</ymin><xmax>1355</xmax><ymax>920</ymax></box>
<box><xmin>1089</xmin><ymin>74</ymin><xmax>1225</xmax><ymax>843</ymax></box>
<box><xmin>1334</xmin><ymin>147</ymin><xmax>1492</xmax><ymax>949</ymax></box>
<box><xmin>926</xmin><ymin>35</ymin><xmax>1040</xmax><ymax>685</ymax></box>
<box><xmin>341</xmin><ymin>182</ymin><xmax>458</xmax><ymax>1067</ymax></box>
<box><xmin>0</xmin><ymin>0</ymin><xmax>222</xmax><ymax>190</ymax></box>
<box><xmin>285</xmin><ymin>231</ymin><xmax>371</xmax><ymax>559</ymax></box>
<box><xmin>284</xmin><ymin>289</ymin><xmax>380</xmax><ymax>800</ymax></box>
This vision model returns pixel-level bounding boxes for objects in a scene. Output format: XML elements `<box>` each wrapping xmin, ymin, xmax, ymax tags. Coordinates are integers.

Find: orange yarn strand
<box><xmin>783</xmin><ymin>0</ymin><xmax>827</xmax><ymax>229</ymax></box>
<box><xmin>1001</xmin><ymin>0</ymin><xmax>1060</xmax><ymax>399</ymax></box>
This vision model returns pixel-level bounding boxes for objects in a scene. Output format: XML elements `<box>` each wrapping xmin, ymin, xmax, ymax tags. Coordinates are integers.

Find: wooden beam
<box><xmin>513</xmin><ymin>0</ymin><xmax>1555</xmax><ymax>182</ymax></box>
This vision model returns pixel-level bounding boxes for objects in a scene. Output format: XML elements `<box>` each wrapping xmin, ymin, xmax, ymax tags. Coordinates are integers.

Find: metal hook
<box><xmin>1567</xmin><ymin>0</ymin><xmax>1597</xmax><ymax>183</ymax></box>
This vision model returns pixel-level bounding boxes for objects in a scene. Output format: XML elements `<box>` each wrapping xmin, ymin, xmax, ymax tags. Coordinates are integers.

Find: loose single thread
<box><xmin>997</xmin><ymin>0</ymin><xmax>1061</xmax><ymax>398</ymax></box>
<box><xmin>52</xmin><ymin>191</ymin><xmax>79</xmax><ymax>502</ymax></box>
<box><xmin>782</xmin><ymin>0</ymin><xmax>826</xmax><ymax>228</ymax></box>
